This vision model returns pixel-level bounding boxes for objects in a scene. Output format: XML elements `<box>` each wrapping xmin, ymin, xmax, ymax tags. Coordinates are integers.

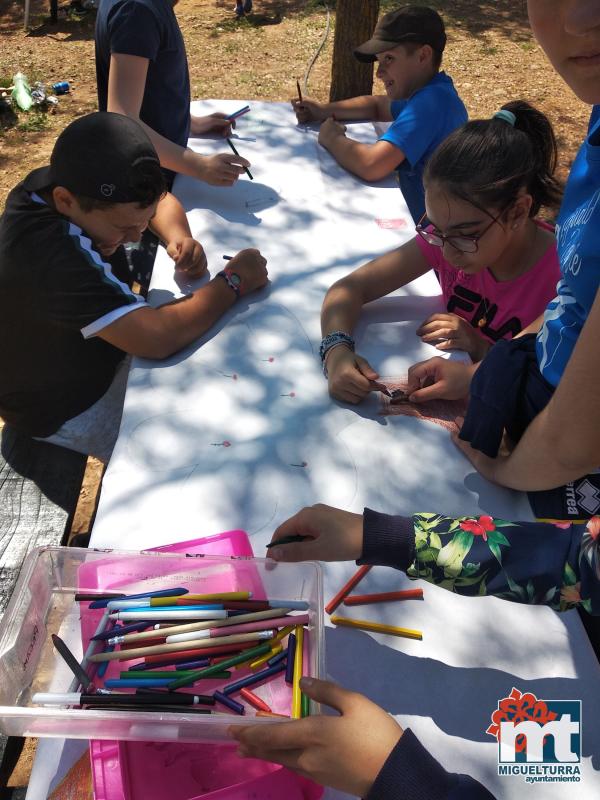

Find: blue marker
<box><xmin>104</xmin><ymin>678</ymin><xmax>174</xmax><ymax>689</ymax></box>
<box><xmin>96</xmin><ymin>646</ymin><xmax>114</xmax><ymax>679</ymax></box>
<box><xmin>91</xmin><ymin>621</ymin><xmax>155</xmax><ymax>642</ymax></box>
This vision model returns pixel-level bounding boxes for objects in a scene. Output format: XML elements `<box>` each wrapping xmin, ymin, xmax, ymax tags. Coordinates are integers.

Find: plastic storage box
<box><xmin>0</xmin><ymin>545</ymin><xmax>323</xmax><ymax>743</ymax></box>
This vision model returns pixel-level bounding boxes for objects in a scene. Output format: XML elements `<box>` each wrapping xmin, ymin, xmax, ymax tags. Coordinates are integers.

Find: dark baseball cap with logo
<box><xmin>25</xmin><ymin>111</ymin><xmax>161</xmax><ymax>202</ymax></box>
<box><xmin>354</xmin><ymin>5</ymin><xmax>446</xmax><ymax>63</ymax></box>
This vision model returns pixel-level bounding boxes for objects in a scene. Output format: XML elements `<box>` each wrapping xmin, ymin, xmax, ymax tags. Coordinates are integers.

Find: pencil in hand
<box><xmin>296</xmin><ymin>80</ymin><xmax>303</xmax><ymax>103</ymax></box>
<box><xmin>226</xmin><ymin>138</ymin><xmax>253</xmax><ymax>181</ymax></box>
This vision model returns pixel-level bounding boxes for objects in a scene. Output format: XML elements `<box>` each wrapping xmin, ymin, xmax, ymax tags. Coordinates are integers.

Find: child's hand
<box><xmin>226</xmin><ymin>248</ymin><xmax>268</xmax><ymax>295</ymax></box>
<box><xmin>326</xmin><ymin>346</ymin><xmax>378</xmax><ymax>404</ymax></box>
<box><xmin>167</xmin><ymin>237</ymin><xmax>207</xmax><ymax>278</ymax></box>
<box><xmin>194</xmin><ymin>152</ymin><xmax>248</xmax><ymax>186</ymax></box>
<box><xmin>318</xmin><ymin>117</ymin><xmax>347</xmax><ymax>149</ymax></box>
<box><xmin>229</xmin><ymin>677</ymin><xmax>403</xmax><ymax>798</ymax></box>
<box><xmin>406</xmin><ymin>356</ymin><xmax>476</xmax><ymax>402</ymax></box>
<box><xmin>266</xmin><ymin>504</ymin><xmax>363</xmax><ymax>563</ymax></box>
<box><xmin>190</xmin><ymin>113</ymin><xmax>233</xmax><ymax>138</ymax></box>
<box><xmin>291</xmin><ymin>97</ymin><xmax>327</xmax><ymax>123</ymax></box>
<box><xmin>417</xmin><ymin>312</ymin><xmax>491</xmax><ymax>361</ymax></box>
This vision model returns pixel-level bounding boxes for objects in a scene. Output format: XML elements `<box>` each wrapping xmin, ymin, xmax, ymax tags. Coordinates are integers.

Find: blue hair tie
<box><xmin>493</xmin><ymin>109</ymin><xmax>517</xmax><ymax>127</ymax></box>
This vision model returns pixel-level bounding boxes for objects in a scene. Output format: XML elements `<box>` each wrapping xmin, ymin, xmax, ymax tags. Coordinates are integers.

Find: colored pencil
<box><xmin>256</xmin><ymin>710</ymin><xmax>289</xmax><ymax>718</ymax></box>
<box><xmin>167</xmin><ymin>643</ymin><xmax>273</xmax><ymax>689</ymax></box>
<box><xmin>325</xmin><ymin>565</ymin><xmax>372</xmax><ymax>615</ymax></box>
<box><xmin>226</xmin><ymin>138</ymin><xmax>253</xmax><ymax>180</ymax></box>
<box><xmin>223</xmin><ymin>255</ymin><xmax>233</xmax><ymax>260</ymax></box>
<box><xmin>291</xmin><ymin>626</ymin><xmax>304</xmax><ymax>719</ymax></box>
<box><xmin>32</xmin><ymin>692</ymin><xmax>212</xmax><ymax>707</ymax></box>
<box><xmin>123</xmin><ymin>670</ymin><xmax>231</xmax><ymax>680</ymax></box>
<box><xmin>151</xmin><ymin>591</ymin><xmax>251</xmax><ymax>605</ymax></box>
<box><xmin>107</xmin><ymin>601</ymin><xmax>224</xmax><ymax>611</ymax></box>
<box><xmin>285</xmin><ymin>634</ymin><xmax>296</xmax><ymax>685</ymax></box>
<box><xmin>226</xmin><ymin>105</ymin><xmax>250</xmax><ymax>121</ymax></box>
<box><xmin>68</xmin><ymin>610</ymin><xmax>110</xmax><ymax>693</ymax></box>
<box><xmin>142</xmin><ymin>641</ymin><xmax>257</xmax><ymax>665</ymax></box>
<box><xmin>330</xmin><ymin>615</ymin><xmax>423</xmax><ymax>640</ymax></box>
<box><xmin>296</xmin><ymin>80</ymin><xmax>303</xmax><ymax>103</ymax></box>
<box><xmin>343</xmin><ymin>589</ymin><xmax>424</xmax><ymax>606</ymax></box>
<box><xmin>75</xmin><ymin>592</ymin><xmax>126</xmax><ymax>602</ymax></box>
<box><xmin>166</xmin><ymin>615</ymin><xmax>307</xmax><ymax>644</ymax></box>
<box><xmin>89</xmin><ymin>630</ymin><xmax>274</xmax><ymax>663</ymax></box>
<box><xmin>214</xmin><ymin>691</ymin><xmax>245</xmax><ymax>715</ymax></box>
<box><xmin>107</xmin><ymin>607</ymin><xmax>290</xmax><ymax>645</ymax></box>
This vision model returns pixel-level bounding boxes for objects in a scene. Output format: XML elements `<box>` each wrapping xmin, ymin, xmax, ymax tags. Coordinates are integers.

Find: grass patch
<box><xmin>17</xmin><ymin>110</ymin><xmax>50</xmax><ymax>132</ymax></box>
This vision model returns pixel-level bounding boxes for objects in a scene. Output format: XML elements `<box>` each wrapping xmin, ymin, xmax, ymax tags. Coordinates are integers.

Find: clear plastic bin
<box><xmin>0</xmin><ymin>545</ymin><xmax>324</xmax><ymax>743</ymax></box>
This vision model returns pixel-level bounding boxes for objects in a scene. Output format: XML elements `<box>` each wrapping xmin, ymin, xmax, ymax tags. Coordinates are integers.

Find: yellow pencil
<box><xmin>330</xmin><ymin>615</ymin><xmax>422</xmax><ymax>641</ymax></box>
<box><xmin>270</xmin><ymin>624</ymin><xmax>294</xmax><ymax>645</ymax></box>
<box><xmin>291</xmin><ymin>625</ymin><xmax>304</xmax><ymax>719</ymax></box>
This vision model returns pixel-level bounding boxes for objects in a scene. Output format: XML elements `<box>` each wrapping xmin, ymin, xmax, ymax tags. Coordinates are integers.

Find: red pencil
<box><xmin>143</xmin><ymin>641</ymin><xmax>257</xmax><ymax>664</ymax></box>
<box><xmin>325</xmin><ymin>565</ymin><xmax>372</xmax><ymax>615</ymax></box>
<box><xmin>343</xmin><ymin>589</ymin><xmax>423</xmax><ymax>606</ymax></box>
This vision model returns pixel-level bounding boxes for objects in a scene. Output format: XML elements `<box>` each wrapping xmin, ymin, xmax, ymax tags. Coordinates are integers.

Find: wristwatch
<box><xmin>217</xmin><ymin>267</ymin><xmax>242</xmax><ymax>298</ymax></box>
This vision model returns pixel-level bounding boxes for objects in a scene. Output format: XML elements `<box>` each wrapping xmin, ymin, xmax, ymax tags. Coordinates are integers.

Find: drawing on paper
<box><xmin>377</xmin><ymin>378</ymin><xmax>468</xmax><ymax>433</ymax></box>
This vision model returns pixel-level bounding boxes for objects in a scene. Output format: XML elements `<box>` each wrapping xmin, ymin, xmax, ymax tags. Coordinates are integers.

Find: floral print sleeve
<box><xmin>360</xmin><ymin>509</ymin><xmax>600</xmax><ymax>615</ymax></box>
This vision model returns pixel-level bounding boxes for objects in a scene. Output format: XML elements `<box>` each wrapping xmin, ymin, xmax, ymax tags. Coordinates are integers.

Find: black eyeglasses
<box><xmin>415</xmin><ymin>208</ymin><xmax>507</xmax><ymax>254</ymax></box>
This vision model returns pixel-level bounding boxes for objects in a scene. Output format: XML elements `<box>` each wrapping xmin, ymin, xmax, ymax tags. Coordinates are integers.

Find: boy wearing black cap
<box><xmin>293</xmin><ymin>5</ymin><xmax>467</xmax><ymax>222</ymax></box>
<box><xmin>0</xmin><ymin>112</ymin><xmax>268</xmax><ymax>462</ymax></box>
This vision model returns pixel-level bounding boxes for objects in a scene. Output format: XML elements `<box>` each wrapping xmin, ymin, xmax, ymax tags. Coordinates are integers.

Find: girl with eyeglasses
<box><xmin>320</xmin><ymin>101</ymin><xmax>561</xmax><ymax>404</ymax></box>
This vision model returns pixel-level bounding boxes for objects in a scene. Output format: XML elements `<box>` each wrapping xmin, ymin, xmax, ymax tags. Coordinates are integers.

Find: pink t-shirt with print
<box><xmin>414</xmin><ymin>220</ymin><xmax>560</xmax><ymax>343</ymax></box>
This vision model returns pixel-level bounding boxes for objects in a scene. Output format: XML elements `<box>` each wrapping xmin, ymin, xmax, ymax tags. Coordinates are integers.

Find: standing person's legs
<box><xmin>34</xmin><ymin>357</ymin><xmax>131</xmax><ymax>463</ymax></box>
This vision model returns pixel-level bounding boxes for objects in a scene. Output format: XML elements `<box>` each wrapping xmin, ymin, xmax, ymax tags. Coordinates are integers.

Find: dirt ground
<box><xmin>0</xmin><ymin>0</ymin><xmax>592</xmax><ymax>527</ymax></box>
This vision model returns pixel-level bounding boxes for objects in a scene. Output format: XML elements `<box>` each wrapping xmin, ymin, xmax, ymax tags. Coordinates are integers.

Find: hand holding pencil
<box><xmin>266</xmin><ymin>504</ymin><xmax>363</xmax><ymax>563</ymax></box>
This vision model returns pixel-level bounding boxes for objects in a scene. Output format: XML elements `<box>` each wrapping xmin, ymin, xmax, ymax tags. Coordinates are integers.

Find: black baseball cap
<box><xmin>25</xmin><ymin>112</ymin><xmax>161</xmax><ymax>202</ymax></box>
<box><xmin>354</xmin><ymin>5</ymin><xmax>446</xmax><ymax>63</ymax></box>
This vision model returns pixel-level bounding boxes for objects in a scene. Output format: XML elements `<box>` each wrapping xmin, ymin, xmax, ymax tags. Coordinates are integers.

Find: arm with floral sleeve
<box><xmin>360</xmin><ymin>509</ymin><xmax>600</xmax><ymax>614</ymax></box>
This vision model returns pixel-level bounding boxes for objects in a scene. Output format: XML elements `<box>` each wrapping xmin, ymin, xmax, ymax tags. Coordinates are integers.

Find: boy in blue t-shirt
<box><xmin>292</xmin><ymin>6</ymin><xmax>468</xmax><ymax>222</ymax></box>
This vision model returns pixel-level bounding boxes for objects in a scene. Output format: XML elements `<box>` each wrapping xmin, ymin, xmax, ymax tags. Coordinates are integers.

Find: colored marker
<box><xmin>108</xmin><ymin>609</ymin><xmax>228</xmax><ymax>622</ymax></box>
<box><xmin>226</xmin><ymin>105</ymin><xmax>250</xmax><ymax>121</ymax></box>
<box><xmin>325</xmin><ymin>565</ymin><xmax>372</xmax><ymax>615</ymax></box>
<box><xmin>88</xmin><ymin>588</ymin><xmax>188</xmax><ymax>610</ymax></box>
<box><xmin>107</xmin><ymin>600</ymin><xmax>224</xmax><ymax>611</ymax></box>
<box><xmin>343</xmin><ymin>589</ymin><xmax>424</xmax><ymax>606</ymax></box>
<box><xmin>223</xmin><ymin>255</ymin><xmax>233</xmax><ymax>260</ymax></box>
<box><xmin>291</xmin><ymin>626</ymin><xmax>304</xmax><ymax>719</ymax></box>
<box><xmin>226</xmin><ymin>138</ymin><xmax>253</xmax><ymax>180</ymax></box>
<box><xmin>123</xmin><ymin>670</ymin><xmax>231</xmax><ymax>680</ymax></box>
<box><xmin>330</xmin><ymin>615</ymin><xmax>423</xmax><ymax>641</ymax></box>
<box><xmin>74</xmin><ymin>592</ymin><xmax>126</xmax><ymax>602</ymax></box>
<box><xmin>96</xmin><ymin>646</ymin><xmax>114</xmax><ymax>679</ymax></box>
<box><xmin>92</xmin><ymin>621</ymin><xmax>155</xmax><ymax>642</ymax></box>
<box><xmin>69</xmin><ymin>610</ymin><xmax>110</xmax><ymax>693</ymax></box>
<box><xmin>32</xmin><ymin>692</ymin><xmax>213</xmax><ymax>707</ymax></box>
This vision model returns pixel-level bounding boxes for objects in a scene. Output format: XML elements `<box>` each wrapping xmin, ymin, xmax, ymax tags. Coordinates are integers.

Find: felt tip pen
<box><xmin>223</xmin><ymin>661</ymin><xmax>286</xmax><ymax>696</ymax></box>
<box><xmin>226</xmin><ymin>105</ymin><xmax>250</xmax><ymax>120</ymax></box>
<box><xmin>226</xmin><ymin>138</ymin><xmax>253</xmax><ymax>181</ymax></box>
<box><xmin>92</xmin><ymin>621</ymin><xmax>155</xmax><ymax>642</ymax></box>
<box><xmin>108</xmin><ymin>609</ymin><xmax>228</xmax><ymax>622</ymax></box>
<box><xmin>106</xmin><ymin>601</ymin><xmax>224</xmax><ymax>611</ymax></box>
<box><xmin>51</xmin><ymin>635</ymin><xmax>93</xmax><ymax>692</ymax></box>
<box><xmin>88</xmin><ymin>588</ymin><xmax>188</xmax><ymax>610</ymax></box>
<box><xmin>75</xmin><ymin>592</ymin><xmax>126</xmax><ymax>602</ymax></box>
<box><xmin>32</xmin><ymin>692</ymin><xmax>213</xmax><ymax>707</ymax></box>
<box><xmin>222</xmin><ymin>255</ymin><xmax>233</xmax><ymax>260</ymax></box>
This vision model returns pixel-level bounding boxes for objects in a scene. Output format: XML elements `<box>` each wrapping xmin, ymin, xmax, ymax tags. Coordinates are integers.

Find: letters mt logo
<box><xmin>487</xmin><ymin>688</ymin><xmax>582</xmax><ymax>782</ymax></box>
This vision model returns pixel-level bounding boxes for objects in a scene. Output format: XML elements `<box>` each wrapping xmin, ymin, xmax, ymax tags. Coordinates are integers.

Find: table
<box><xmin>28</xmin><ymin>102</ymin><xmax>600</xmax><ymax>800</ymax></box>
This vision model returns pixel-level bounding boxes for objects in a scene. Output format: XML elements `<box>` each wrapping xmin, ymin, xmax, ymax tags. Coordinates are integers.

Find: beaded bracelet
<box><xmin>319</xmin><ymin>331</ymin><xmax>355</xmax><ymax>376</ymax></box>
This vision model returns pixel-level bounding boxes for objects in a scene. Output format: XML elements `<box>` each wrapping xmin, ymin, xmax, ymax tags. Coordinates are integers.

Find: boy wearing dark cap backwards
<box><xmin>0</xmin><ymin>113</ymin><xmax>268</xmax><ymax>462</ymax></box>
<box><xmin>293</xmin><ymin>5</ymin><xmax>467</xmax><ymax>223</ymax></box>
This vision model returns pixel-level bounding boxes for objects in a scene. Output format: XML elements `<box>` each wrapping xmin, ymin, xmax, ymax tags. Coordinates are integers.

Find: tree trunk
<box><xmin>330</xmin><ymin>0</ymin><xmax>380</xmax><ymax>101</ymax></box>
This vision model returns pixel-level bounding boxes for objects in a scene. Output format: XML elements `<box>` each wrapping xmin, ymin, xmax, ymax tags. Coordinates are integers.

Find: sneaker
<box><xmin>235</xmin><ymin>2</ymin><xmax>244</xmax><ymax>15</ymax></box>
<box><xmin>243</xmin><ymin>0</ymin><xmax>253</xmax><ymax>12</ymax></box>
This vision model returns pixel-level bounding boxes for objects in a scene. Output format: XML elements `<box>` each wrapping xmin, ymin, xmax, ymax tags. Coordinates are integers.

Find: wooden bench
<box><xmin>0</xmin><ymin>423</ymin><xmax>87</xmax><ymax>794</ymax></box>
